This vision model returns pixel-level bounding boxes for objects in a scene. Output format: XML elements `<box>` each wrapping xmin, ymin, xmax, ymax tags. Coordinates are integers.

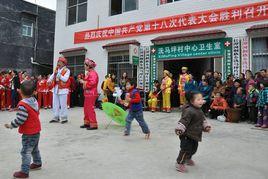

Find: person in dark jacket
<box><xmin>198</xmin><ymin>79</ymin><xmax>212</xmax><ymax>114</ymax></box>
<box><xmin>122</xmin><ymin>81</ymin><xmax>150</xmax><ymax>139</ymax></box>
<box><xmin>175</xmin><ymin>91</ymin><xmax>211</xmax><ymax>173</ymax></box>
<box><xmin>247</xmin><ymin>83</ymin><xmax>259</xmax><ymax>124</ymax></box>
<box><xmin>10</xmin><ymin>70</ymin><xmax>20</xmax><ymax>111</ymax></box>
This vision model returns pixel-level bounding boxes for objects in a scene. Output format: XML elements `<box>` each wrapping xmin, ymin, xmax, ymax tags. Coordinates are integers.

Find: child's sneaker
<box><xmin>13</xmin><ymin>171</ymin><xmax>29</xmax><ymax>178</ymax></box>
<box><xmin>30</xmin><ymin>163</ymin><xmax>42</xmax><ymax>170</ymax></box>
<box><xmin>145</xmin><ymin>133</ymin><xmax>150</xmax><ymax>140</ymax></box>
<box><xmin>261</xmin><ymin>124</ymin><xmax>267</xmax><ymax>128</ymax></box>
<box><xmin>186</xmin><ymin>159</ymin><xmax>195</xmax><ymax>166</ymax></box>
<box><xmin>175</xmin><ymin>163</ymin><xmax>187</xmax><ymax>173</ymax></box>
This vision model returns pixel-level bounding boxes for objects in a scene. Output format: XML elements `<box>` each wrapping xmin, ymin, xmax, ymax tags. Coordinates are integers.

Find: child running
<box><xmin>175</xmin><ymin>91</ymin><xmax>211</xmax><ymax>173</ymax></box>
<box><xmin>122</xmin><ymin>81</ymin><xmax>150</xmax><ymax>139</ymax></box>
<box><xmin>4</xmin><ymin>80</ymin><xmax>42</xmax><ymax>179</ymax></box>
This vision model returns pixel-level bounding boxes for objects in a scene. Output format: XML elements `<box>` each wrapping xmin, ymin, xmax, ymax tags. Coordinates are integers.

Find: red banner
<box><xmin>74</xmin><ymin>1</ymin><xmax>268</xmax><ymax>44</ymax></box>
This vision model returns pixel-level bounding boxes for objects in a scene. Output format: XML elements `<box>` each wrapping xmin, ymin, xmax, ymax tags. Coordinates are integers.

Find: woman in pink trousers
<box><xmin>79</xmin><ymin>58</ymin><xmax>99</xmax><ymax>130</ymax></box>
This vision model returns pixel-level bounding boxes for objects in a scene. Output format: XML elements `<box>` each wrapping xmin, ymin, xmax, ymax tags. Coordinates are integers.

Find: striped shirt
<box><xmin>10</xmin><ymin>105</ymin><xmax>28</xmax><ymax>128</ymax></box>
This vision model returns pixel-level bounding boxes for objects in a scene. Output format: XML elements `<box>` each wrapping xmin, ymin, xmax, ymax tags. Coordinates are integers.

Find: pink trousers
<box><xmin>84</xmin><ymin>95</ymin><xmax>98</xmax><ymax>127</ymax></box>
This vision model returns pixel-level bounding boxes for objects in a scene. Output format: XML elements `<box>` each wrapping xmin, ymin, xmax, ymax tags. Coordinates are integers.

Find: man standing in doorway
<box><xmin>48</xmin><ymin>57</ymin><xmax>70</xmax><ymax>124</ymax></box>
<box><xmin>178</xmin><ymin>67</ymin><xmax>190</xmax><ymax>108</ymax></box>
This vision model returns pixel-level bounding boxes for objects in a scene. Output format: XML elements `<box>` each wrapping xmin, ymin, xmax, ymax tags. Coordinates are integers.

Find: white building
<box><xmin>54</xmin><ymin>0</ymin><xmax>268</xmax><ymax>91</ymax></box>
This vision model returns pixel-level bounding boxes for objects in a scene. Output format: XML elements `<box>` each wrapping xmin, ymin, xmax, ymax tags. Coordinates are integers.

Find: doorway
<box><xmin>164</xmin><ymin>58</ymin><xmax>214</xmax><ymax>82</ymax></box>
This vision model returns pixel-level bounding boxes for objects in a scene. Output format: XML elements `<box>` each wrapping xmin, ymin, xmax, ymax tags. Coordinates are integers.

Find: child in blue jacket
<box><xmin>123</xmin><ymin>81</ymin><xmax>150</xmax><ymax>139</ymax></box>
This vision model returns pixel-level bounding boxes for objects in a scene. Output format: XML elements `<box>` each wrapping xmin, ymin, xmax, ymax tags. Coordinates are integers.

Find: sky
<box><xmin>24</xmin><ymin>0</ymin><xmax>56</xmax><ymax>10</ymax></box>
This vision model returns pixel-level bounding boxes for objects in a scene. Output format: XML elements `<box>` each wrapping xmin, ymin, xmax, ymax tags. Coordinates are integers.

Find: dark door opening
<box><xmin>163</xmin><ymin>58</ymin><xmax>214</xmax><ymax>108</ymax></box>
<box><xmin>164</xmin><ymin>58</ymin><xmax>214</xmax><ymax>82</ymax></box>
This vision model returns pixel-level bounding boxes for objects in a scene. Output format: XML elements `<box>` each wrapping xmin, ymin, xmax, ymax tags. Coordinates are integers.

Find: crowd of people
<box><xmin>0</xmin><ymin>69</ymin><xmax>86</xmax><ymax>112</ymax></box>
<box><xmin>147</xmin><ymin>67</ymin><xmax>268</xmax><ymax>128</ymax></box>
<box><xmin>1</xmin><ymin>65</ymin><xmax>267</xmax><ymax>129</ymax></box>
<box><xmin>2</xmin><ymin>55</ymin><xmax>267</xmax><ymax>178</ymax></box>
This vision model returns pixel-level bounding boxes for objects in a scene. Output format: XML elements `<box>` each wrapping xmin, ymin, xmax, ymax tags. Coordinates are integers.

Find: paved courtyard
<box><xmin>0</xmin><ymin>108</ymin><xmax>267</xmax><ymax>179</ymax></box>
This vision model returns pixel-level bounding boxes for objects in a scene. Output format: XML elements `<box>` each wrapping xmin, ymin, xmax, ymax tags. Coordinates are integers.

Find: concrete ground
<box><xmin>0</xmin><ymin>107</ymin><xmax>267</xmax><ymax>179</ymax></box>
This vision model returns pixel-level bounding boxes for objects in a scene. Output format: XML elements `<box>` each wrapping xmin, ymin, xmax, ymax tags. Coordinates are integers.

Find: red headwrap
<box><xmin>84</xmin><ymin>58</ymin><xmax>96</xmax><ymax>68</ymax></box>
<box><xmin>58</xmin><ymin>57</ymin><xmax>67</xmax><ymax>65</ymax></box>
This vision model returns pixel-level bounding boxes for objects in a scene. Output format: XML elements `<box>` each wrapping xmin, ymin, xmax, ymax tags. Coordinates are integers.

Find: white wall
<box><xmin>54</xmin><ymin>0</ymin><xmax>267</xmax><ymax>87</ymax></box>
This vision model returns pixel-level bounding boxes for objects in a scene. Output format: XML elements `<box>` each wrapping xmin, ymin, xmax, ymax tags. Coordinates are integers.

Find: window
<box><xmin>108</xmin><ymin>52</ymin><xmax>137</xmax><ymax>84</ymax></box>
<box><xmin>158</xmin><ymin>0</ymin><xmax>181</xmax><ymax>5</ymax></box>
<box><xmin>110</xmin><ymin>0</ymin><xmax>138</xmax><ymax>16</ymax></box>
<box><xmin>67</xmin><ymin>0</ymin><xmax>87</xmax><ymax>26</ymax></box>
<box><xmin>22</xmin><ymin>21</ymin><xmax>33</xmax><ymax>37</ymax></box>
<box><xmin>252</xmin><ymin>37</ymin><xmax>268</xmax><ymax>73</ymax></box>
<box><xmin>66</xmin><ymin>55</ymin><xmax>85</xmax><ymax>76</ymax></box>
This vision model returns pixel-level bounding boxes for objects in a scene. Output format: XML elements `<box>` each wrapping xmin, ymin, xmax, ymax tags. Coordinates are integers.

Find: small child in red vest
<box><xmin>5</xmin><ymin>80</ymin><xmax>42</xmax><ymax>179</ymax></box>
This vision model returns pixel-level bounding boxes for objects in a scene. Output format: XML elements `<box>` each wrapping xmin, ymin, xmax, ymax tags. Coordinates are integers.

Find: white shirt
<box><xmin>48</xmin><ymin>66</ymin><xmax>70</xmax><ymax>95</ymax></box>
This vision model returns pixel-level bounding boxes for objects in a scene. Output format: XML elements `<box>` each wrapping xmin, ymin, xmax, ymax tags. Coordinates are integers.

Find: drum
<box><xmin>226</xmin><ymin>108</ymin><xmax>241</xmax><ymax>123</ymax></box>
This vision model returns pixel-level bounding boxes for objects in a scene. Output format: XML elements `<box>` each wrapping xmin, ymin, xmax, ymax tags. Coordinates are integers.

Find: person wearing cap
<box><xmin>178</xmin><ymin>67</ymin><xmax>190</xmax><ymax>108</ymax></box>
<box><xmin>47</xmin><ymin>57</ymin><xmax>71</xmax><ymax>124</ymax></box>
<box><xmin>79</xmin><ymin>58</ymin><xmax>99</xmax><ymax>130</ymax></box>
<box><xmin>161</xmin><ymin>70</ymin><xmax>172</xmax><ymax>113</ymax></box>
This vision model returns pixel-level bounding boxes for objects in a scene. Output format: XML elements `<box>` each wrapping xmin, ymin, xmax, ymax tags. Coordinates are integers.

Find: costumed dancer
<box><xmin>47</xmin><ymin>57</ymin><xmax>70</xmax><ymax>124</ymax></box>
<box><xmin>0</xmin><ymin>72</ymin><xmax>6</xmax><ymax>110</ymax></box>
<box><xmin>79</xmin><ymin>58</ymin><xmax>99</xmax><ymax>130</ymax></box>
<box><xmin>161</xmin><ymin>70</ymin><xmax>172</xmax><ymax>113</ymax></box>
<box><xmin>5</xmin><ymin>71</ymin><xmax>12</xmax><ymax>110</ymax></box>
<box><xmin>178</xmin><ymin>67</ymin><xmax>190</xmax><ymax>108</ymax></box>
<box><xmin>148</xmin><ymin>80</ymin><xmax>160</xmax><ymax>112</ymax></box>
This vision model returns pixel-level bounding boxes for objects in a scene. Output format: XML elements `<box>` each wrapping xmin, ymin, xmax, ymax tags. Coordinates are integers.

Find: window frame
<box><xmin>109</xmin><ymin>0</ymin><xmax>139</xmax><ymax>16</ymax></box>
<box><xmin>123</xmin><ymin>0</ymin><xmax>138</xmax><ymax>13</ymax></box>
<box><xmin>158</xmin><ymin>0</ymin><xmax>181</xmax><ymax>6</ymax></box>
<box><xmin>22</xmin><ymin>21</ymin><xmax>33</xmax><ymax>37</ymax></box>
<box><xmin>66</xmin><ymin>0</ymin><xmax>88</xmax><ymax>26</ymax></box>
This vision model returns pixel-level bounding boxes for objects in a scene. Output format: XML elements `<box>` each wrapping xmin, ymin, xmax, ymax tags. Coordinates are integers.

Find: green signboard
<box><xmin>151</xmin><ymin>38</ymin><xmax>233</xmax><ymax>80</ymax></box>
<box><xmin>223</xmin><ymin>39</ymin><xmax>233</xmax><ymax>79</ymax></box>
<box><xmin>155</xmin><ymin>39</ymin><xmax>227</xmax><ymax>60</ymax></box>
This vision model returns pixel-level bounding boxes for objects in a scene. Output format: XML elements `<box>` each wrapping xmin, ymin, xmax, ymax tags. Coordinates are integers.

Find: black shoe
<box><xmin>49</xmin><ymin>119</ymin><xmax>59</xmax><ymax>123</ymax></box>
<box><xmin>86</xmin><ymin>127</ymin><xmax>98</xmax><ymax>130</ymax></box>
<box><xmin>61</xmin><ymin>120</ymin><xmax>68</xmax><ymax>124</ymax></box>
<box><xmin>80</xmin><ymin>124</ymin><xmax>90</xmax><ymax>128</ymax></box>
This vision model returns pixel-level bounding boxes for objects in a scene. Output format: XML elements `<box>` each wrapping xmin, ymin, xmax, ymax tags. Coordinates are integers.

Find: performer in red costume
<box><xmin>79</xmin><ymin>58</ymin><xmax>99</xmax><ymax>130</ymax></box>
<box><xmin>5</xmin><ymin>72</ymin><xmax>12</xmax><ymax>110</ymax></box>
<box><xmin>0</xmin><ymin>71</ymin><xmax>6</xmax><ymax>110</ymax></box>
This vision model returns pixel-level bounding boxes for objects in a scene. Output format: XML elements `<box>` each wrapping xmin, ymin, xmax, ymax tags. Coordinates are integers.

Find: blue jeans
<box><xmin>21</xmin><ymin>133</ymin><xmax>42</xmax><ymax>174</ymax></box>
<box><xmin>125</xmin><ymin>110</ymin><xmax>150</xmax><ymax>135</ymax></box>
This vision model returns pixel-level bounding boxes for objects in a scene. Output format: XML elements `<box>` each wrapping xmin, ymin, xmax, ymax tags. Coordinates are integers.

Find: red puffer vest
<box><xmin>18</xmin><ymin>101</ymin><xmax>41</xmax><ymax>135</ymax></box>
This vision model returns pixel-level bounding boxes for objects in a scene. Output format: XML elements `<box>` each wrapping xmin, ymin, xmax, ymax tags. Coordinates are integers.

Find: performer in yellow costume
<box><xmin>148</xmin><ymin>80</ymin><xmax>160</xmax><ymax>112</ymax></box>
<box><xmin>178</xmin><ymin>67</ymin><xmax>190</xmax><ymax>108</ymax></box>
<box><xmin>161</xmin><ymin>70</ymin><xmax>172</xmax><ymax>113</ymax></box>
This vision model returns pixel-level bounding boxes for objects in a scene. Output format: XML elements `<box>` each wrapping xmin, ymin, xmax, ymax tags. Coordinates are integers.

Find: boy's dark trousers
<box><xmin>177</xmin><ymin>135</ymin><xmax>198</xmax><ymax>164</ymax></box>
<box><xmin>248</xmin><ymin>106</ymin><xmax>257</xmax><ymax>123</ymax></box>
<box><xmin>21</xmin><ymin>133</ymin><xmax>42</xmax><ymax>174</ymax></box>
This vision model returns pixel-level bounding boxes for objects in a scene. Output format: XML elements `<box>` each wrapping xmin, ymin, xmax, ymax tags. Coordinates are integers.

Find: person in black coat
<box><xmin>10</xmin><ymin>70</ymin><xmax>20</xmax><ymax>110</ymax></box>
